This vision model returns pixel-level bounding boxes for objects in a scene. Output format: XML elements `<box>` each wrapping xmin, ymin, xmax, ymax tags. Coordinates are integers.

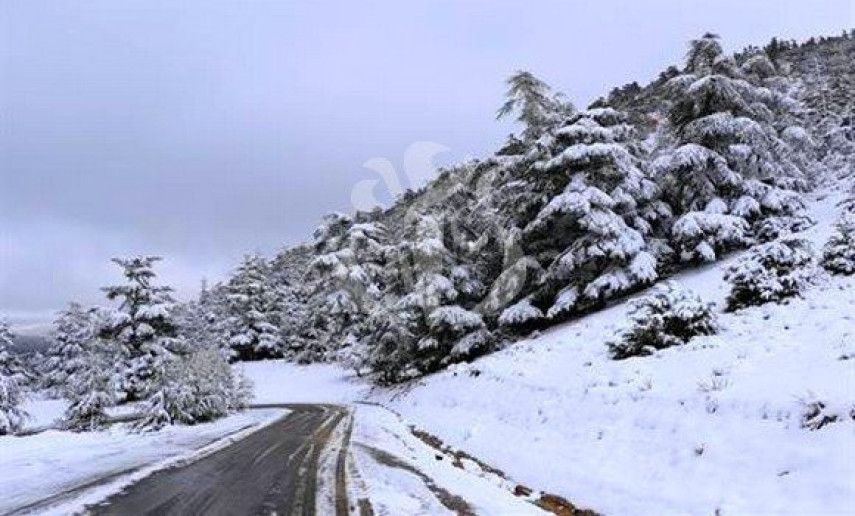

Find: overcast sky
<box><xmin>1</xmin><ymin>1</ymin><xmax>851</xmax><ymax>330</ymax></box>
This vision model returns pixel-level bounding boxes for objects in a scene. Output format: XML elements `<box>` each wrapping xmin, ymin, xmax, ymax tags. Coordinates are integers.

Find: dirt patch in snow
<box><xmin>357</xmin><ymin>443</ymin><xmax>476</xmax><ymax>515</ymax></box>
<box><xmin>409</xmin><ymin>426</ymin><xmax>598</xmax><ymax>515</ymax></box>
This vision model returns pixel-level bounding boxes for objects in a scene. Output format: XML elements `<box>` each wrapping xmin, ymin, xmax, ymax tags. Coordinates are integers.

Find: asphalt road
<box><xmin>88</xmin><ymin>404</ymin><xmax>350</xmax><ymax>516</ymax></box>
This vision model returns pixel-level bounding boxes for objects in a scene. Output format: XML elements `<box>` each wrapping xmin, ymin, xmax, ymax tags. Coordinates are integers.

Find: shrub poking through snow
<box><xmin>800</xmin><ymin>399</ymin><xmax>854</xmax><ymax>431</ymax></box>
<box><xmin>754</xmin><ymin>215</ymin><xmax>814</xmax><ymax>243</ymax></box>
<box><xmin>608</xmin><ymin>283</ymin><xmax>717</xmax><ymax>359</ymax></box>
<box><xmin>821</xmin><ymin>213</ymin><xmax>855</xmax><ymax>275</ymax></box>
<box><xmin>724</xmin><ymin>237</ymin><xmax>814</xmax><ymax>311</ymax></box>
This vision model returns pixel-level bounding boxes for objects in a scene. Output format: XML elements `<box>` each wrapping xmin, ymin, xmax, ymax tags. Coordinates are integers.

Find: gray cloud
<box><xmin>1</xmin><ymin>0</ymin><xmax>850</xmax><ymax>329</ymax></box>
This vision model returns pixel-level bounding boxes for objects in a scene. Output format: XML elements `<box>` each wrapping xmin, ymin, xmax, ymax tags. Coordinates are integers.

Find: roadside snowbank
<box><xmin>349</xmin><ymin>403</ymin><xmax>543</xmax><ymax>515</ymax></box>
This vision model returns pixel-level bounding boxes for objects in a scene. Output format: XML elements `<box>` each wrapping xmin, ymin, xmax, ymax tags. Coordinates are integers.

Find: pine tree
<box><xmin>100</xmin><ymin>256</ymin><xmax>180</xmax><ymax>402</ymax></box>
<box><xmin>608</xmin><ymin>283</ymin><xmax>718</xmax><ymax>359</ymax></box>
<box><xmin>522</xmin><ymin>108</ymin><xmax>663</xmax><ymax>319</ymax></box>
<box><xmin>498</xmin><ymin>297</ymin><xmax>544</xmax><ymax>331</ymax></box>
<box><xmin>497</xmin><ymin>71</ymin><xmax>572</xmax><ymax>142</ymax></box>
<box><xmin>44</xmin><ymin>302</ymin><xmax>94</xmax><ymax>395</ymax></box>
<box><xmin>136</xmin><ymin>349</ymin><xmax>251</xmax><ymax>431</ymax></box>
<box><xmin>63</xmin><ymin>338</ymin><xmax>115</xmax><ymax>431</ymax></box>
<box><xmin>654</xmin><ymin>33</ymin><xmax>809</xmax><ymax>263</ymax></box>
<box><xmin>363</xmin><ymin>213</ymin><xmax>486</xmax><ymax>381</ymax></box>
<box><xmin>724</xmin><ymin>236</ymin><xmax>814</xmax><ymax>311</ymax></box>
<box><xmin>820</xmin><ymin>213</ymin><xmax>855</xmax><ymax>275</ymax></box>
<box><xmin>307</xmin><ymin>213</ymin><xmax>388</xmax><ymax>358</ymax></box>
<box><xmin>336</xmin><ymin>333</ymin><xmax>371</xmax><ymax>377</ymax></box>
<box><xmin>223</xmin><ymin>254</ymin><xmax>283</xmax><ymax>361</ymax></box>
<box><xmin>277</xmin><ymin>281</ymin><xmax>310</xmax><ymax>358</ymax></box>
<box><xmin>0</xmin><ymin>319</ymin><xmax>27</xmax><ymax>434</ymax></box>
<box><xmin>174</xmin><ymin>283</ymin><xmax>233</xmax><ymax>360</ymax></box>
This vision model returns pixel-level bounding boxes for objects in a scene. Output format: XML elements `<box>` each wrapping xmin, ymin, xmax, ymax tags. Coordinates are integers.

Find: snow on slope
<box><xmin>370</xmin><ymin>189</ymin><xmax>855</xmax><ymax>515</ymax></box>
<box><xmin>348</xmin><ymin>403</ymin><xmax>543</xmax><ymax>515</ymax></box>
<box><xmin>0</xmin><ymin>408</ymin><xmax>286</xmax><ymax>514</ymax></box>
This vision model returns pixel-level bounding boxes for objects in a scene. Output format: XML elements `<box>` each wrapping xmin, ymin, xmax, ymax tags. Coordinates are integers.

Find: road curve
<box><xmin>88</xmin><ymin>404</ymin><xmax>350</xmax><ymax>516</ymax></box>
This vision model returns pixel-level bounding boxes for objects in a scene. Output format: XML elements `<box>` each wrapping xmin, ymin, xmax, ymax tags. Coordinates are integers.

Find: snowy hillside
<box><xmin>369</xmin><ymin>187</ymin><xmax>855</xmax><ymax>514</ymax></box>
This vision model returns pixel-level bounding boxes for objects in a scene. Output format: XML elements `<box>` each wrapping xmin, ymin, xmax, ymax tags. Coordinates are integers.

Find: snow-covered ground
<box><xmin>0</xmin><ymin>408</ymin><xmax>286</xmax><ymax>514</ymax></box>
<box><xmin>369</xmin><ymin>189</ymin><xmax>855</xmax><ymax>514</ymax></box>
<box><xmin>19</xmin><ymin>396</ymin><xmax>67</xmax><ymax>431</ymax></box>
<box><xmin>238</xmin><ymin>359</ymin><xmax>370</xmax><ymax>404</ymax></box>
<box><xmin>18</xmin><ymin>396</ymin><xmax>142</xmax><ymax>433</ymax></box>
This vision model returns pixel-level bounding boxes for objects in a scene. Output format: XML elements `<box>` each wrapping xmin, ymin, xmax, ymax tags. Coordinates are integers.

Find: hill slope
<box><xmin>370</xmin><ymin>186</ymin><xmax>855</xmax><ymax>514</ymax></box>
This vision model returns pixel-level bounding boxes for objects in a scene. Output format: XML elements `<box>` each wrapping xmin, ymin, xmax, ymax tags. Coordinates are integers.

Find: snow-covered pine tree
<box><xmin>136</xmin><ymin>348</ymin><xmax>250</xmax><ymax>431</ymax></box>
<box><xmin>724</xmin><ymin>236</ymin><xmax>814</xmax><ymax>311</ymax></box>
<box><xmin>0</xmin><ymin>319</ymin><xmax>29</xmax><ymax>388</ymax></box>
<box><xmin>269</xmin><ymin>245</ymin><xmax>315</xmax><ymax>359</ymax></box>
<box><xmin>272</xmin><ymin>280</ymin><xmax>309</xmax><ymax>359</ymax></box>
<box><xmin>608</xmin><ymin>283</ymin><xmax>717</xmax><ymax>359</ymax></box>
<box><xmin>362</xmin><ymin>308</ymin><xmax>414</xmax><ymax>384</ymax></box>
<box><xmin>425</xmin><ymin>304</ymin><xmax>485</xmax><ymax>356</ymax></box>
<box><xmin>654</xmin><ymin>33</ymin><xmax>809</xmax><ymax>262</ymax></box>
<box><xmin>44</xmin><ymin>302</ymin><xmax>94</xmax><ymax>395</ymax></box>
<box><xmin>222</xmin><ymin>254</ymin><xmax>283</xmax><ymax>361</ymax></box>
<box><xmin>522</xmin><ymin>108</ymin><xmax>663</xmax><ymax>320</ymax></box>
<box><xmin>0</xmin><ymin>319</ymin><xmax>27</xmax><ymax>435</ymax></box>
<box><xmin>337</xmin><ymin>333</ymin><xmax>371</xmax><ymax>377</ymax></box>
<box><xmin>63</xmin><ymin>338</ymin><xmax>115</xmax><ymax>431</ymax></box>
<box><xmin>173</xmin><ymin>282</ymin><xmax>234</xmax><ymax>360</ymax></box>
<box><xmin>362</xmin><ymin>212</ymin><xmax>486</xmax><ymax>381</ymax></box>
<box><xmin>820</xmin><ymin>213</ymin><xmax>855</xmax><ymax>275</ymax></box>
<box><xmin>306</xmin><ymin>212</ymin><xmax>388</xmax><ymax>359</ymax></box>
<box><xmin>497</xmin><ymin>71</ymin><xmax>573</xmax><ymax>142</ymax></box>
<box><xmin>100</xmin><ymin>256</ymin><xmax>180</xmax><ymax>402</ymax></box>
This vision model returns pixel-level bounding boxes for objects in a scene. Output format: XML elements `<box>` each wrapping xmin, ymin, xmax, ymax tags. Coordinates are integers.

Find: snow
<box><xmin>19</xmin><ymin>395</ymin><xmax>66</xmax><ymax>431</ymax></box>
<box><xmin>427</xmin><ymin>305</ymin><xmax>484</xmax><ymax>332</ymax></box>
<box><xmin>239</xmin><ymin>360</ymin><xmax>370</xmax><ymax>404</ymax></box>
<box><xmin>0</xmin><ymin>408</ymin><xmax>287</xmax><ymax>514</ymax></box>
<box><xmin>18</xmin><ymin>396</ymin><xmax>141</xmax><ymax>433</ymax></box>
<box><xmin>349</xmin><ymin>404</ymin><xmax>543</xmax><ymax>516</ymax></box>
<box><xmin>370</xmin><ymin>189</ymin><xmax>855</xmax><ymax>515</ymax></box>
